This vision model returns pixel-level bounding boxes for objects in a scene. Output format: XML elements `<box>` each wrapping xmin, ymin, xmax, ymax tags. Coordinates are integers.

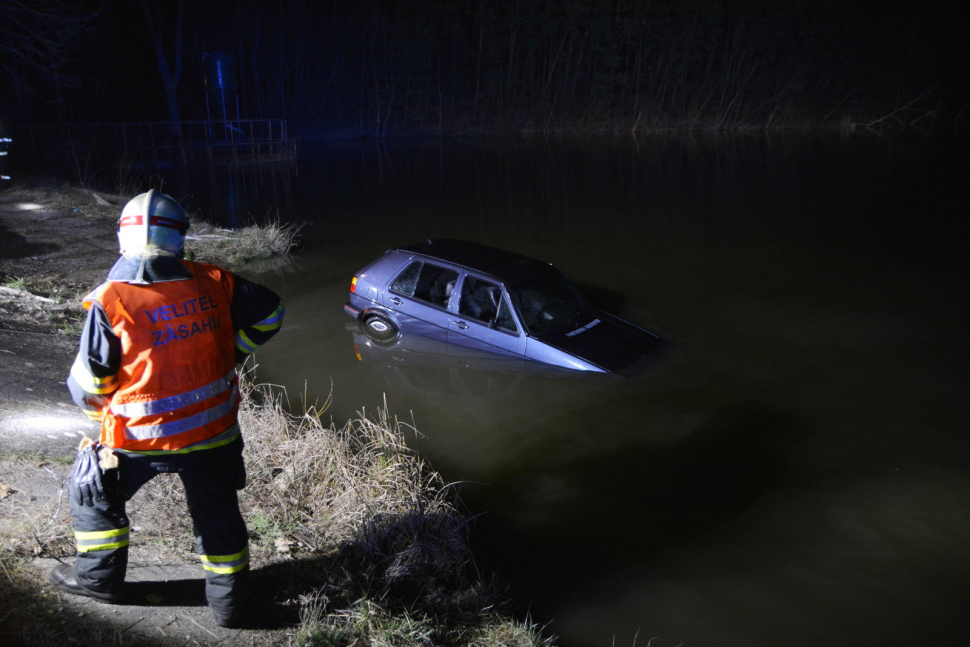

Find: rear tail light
<box><xmin>350</xmin><ymin>276</ymin><xmax>358</xmax><ymax>293</ymax></box>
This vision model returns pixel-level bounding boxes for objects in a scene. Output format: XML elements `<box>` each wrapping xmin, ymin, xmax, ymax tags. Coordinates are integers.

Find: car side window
<box><xmin>392</xmin><ymin>260</ymin><xmax>458</xmax><ymax>308</ymax></box>
<box><xmin>458</xmin><ymin>276</ymin><xmax>498</xmax><ymax>322</ymax></box>
<box><xmin>458</xmin><ymin>276</ymin><xmax>517</xmax><ymax>333</ymax></box>
<box><xmin>390</xmin><ymin>261</ymin><xmax>422</xmax><ymax>295</ymax></box>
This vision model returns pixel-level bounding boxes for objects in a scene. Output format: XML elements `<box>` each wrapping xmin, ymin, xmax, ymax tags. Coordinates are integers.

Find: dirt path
<box><xmin>0</xmin><ymin>328</ymin><xmax>92</xmax><ymax>456</ymax></box>
<box><xmin>3</xmin><ymin>459</ymin><xmax>297</xmax><ymax>645</ymax></box>
<box><xmin>0</xmin><ymin>189</ymin><xmax>119</xmax><ymax>456</ymax></box>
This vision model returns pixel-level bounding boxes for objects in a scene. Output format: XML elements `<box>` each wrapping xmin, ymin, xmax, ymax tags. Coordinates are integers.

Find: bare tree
<box><xmin>0</xmin><ymin>0</ymin><xmax>104</xmax><ymax>99</ymax></box>
<box><xmin>140</xmin><ymin>0</ymin><xmax>184</xmax><ymax>128</ymax></box>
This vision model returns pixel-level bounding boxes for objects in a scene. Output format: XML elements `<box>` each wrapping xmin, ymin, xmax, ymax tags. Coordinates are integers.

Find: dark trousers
<box><xmin>70</xmin><ymin>435</ymin><xmax>249</xmax><ymax>617</ymax></box>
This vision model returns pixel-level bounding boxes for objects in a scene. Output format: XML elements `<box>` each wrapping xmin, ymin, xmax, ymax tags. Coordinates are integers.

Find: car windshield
<box><xmin>509</xmin><ymin>269</ymin><xmax>589</xmax><ymax>336</ymax></box>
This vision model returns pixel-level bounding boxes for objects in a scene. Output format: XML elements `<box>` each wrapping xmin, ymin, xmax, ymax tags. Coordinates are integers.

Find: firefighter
<box><xmin>50</xmin><ymin>190</ymin><xmax>285</xmax><ymax>628</ymax></box>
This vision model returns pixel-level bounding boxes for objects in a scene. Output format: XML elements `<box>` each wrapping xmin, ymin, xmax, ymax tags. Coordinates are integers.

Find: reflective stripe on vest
<box><xmin>121</xmin><ymin>423</ymin><xmax>240</xmax><ymax>456</ymax></box>
<box><xmin>122</xmin><ymin>380</ymin><xmax>239</xmax><ymax>441</ymax></box>
<box><xmin>111</xmin><ymin>368</ymin><xmax>235</xmax><ymax>417</ymax></box>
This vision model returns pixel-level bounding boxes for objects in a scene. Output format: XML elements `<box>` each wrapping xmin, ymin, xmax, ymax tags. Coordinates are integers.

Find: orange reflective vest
<box><xmin>83</xmin><ymin>262</ymin><xmax>239</xmax><ymax>452</ymax></box>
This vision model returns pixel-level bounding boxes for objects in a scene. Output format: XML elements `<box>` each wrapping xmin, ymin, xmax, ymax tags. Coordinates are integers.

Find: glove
<box><xmin>68</xmin><ymin>437</ymin><xmax>104</xmax><ymax>507</ymax></box>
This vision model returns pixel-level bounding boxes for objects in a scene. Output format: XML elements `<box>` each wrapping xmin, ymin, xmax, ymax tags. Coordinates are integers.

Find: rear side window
<box><xmin>390</xmin><ymin>261</ymin><xmax>422</xmax><ymax>295</ymax></box>
<box><xmin>391</xmin><ymin>260</ymin><xmax>458</xmax><ymax>308</ymax></box>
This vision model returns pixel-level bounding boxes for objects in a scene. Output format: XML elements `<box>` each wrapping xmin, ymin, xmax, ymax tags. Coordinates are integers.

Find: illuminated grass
<box><xmin>141</xmin><ymin>377</ymin><xmax>558</xmax><ymax>645</ymax></box>
<box><xmin>184</xmin><ymin>213</ymin><xmax>301</xmax><ymax>267</ymax></box>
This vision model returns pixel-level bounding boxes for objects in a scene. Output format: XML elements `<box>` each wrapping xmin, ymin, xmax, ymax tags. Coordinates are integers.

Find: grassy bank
<box><xmin>241</xmin><ymin>380</ymin><xmax>552</xmax><ymax>646</ymax></box>
<box><xmin>0</xmin><ymin>377</ymin><xmax>554</xmax><ymax>646</ymax></box>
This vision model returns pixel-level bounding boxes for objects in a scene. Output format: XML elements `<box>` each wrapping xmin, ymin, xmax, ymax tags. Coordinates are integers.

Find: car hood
<box><xmin>535</xmin><ymin>311</ymin><xmax>662</xmax><ymax>373</ymax></box>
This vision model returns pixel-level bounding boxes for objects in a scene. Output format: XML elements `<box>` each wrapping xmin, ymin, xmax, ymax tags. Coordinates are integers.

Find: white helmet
<box><xmin>117</xmin><ymin>190</ymin><xmax>189</xmax><ymax>255</ymax></box>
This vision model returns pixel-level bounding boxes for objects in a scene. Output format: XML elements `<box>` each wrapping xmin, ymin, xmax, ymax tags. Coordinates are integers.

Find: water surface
<box><xmin>217</xmin><ymin>134</ymin><xmax>969</xmax><ymax>647</ymax></box>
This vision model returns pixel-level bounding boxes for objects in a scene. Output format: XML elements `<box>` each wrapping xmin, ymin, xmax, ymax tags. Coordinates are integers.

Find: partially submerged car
<box><xmin>343</xmin><ymin>239</ymin><xmax>662</xmax><ymax>374</ymax></box>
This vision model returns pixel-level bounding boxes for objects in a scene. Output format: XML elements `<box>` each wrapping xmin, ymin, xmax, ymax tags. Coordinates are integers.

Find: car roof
<box><xmin>396</xmin><ymin>239</ymin><xmax>554</xmax><ymax>284</ymax></box>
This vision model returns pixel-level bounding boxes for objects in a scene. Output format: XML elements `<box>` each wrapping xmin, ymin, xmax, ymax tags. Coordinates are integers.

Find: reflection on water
<box><xmin>237</xmin><ymin>133</ymin><xmax>968</xmax><ymax>647</ymax></box>
<box><xmin>349</xmin><ymin>322</ymin><xmax>582</xmax><ymax>398</ymax></box>
<box><xmin>155</xmin><ymin>159</ymin><xmax>297</xmax><ymax>229</ymax></box>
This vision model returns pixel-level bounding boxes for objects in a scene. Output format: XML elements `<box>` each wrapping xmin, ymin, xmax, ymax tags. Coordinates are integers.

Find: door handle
<box><xmin>450</xmin><ymin>320</ymin><xmax>468</xmax><ymax>330</ymax></box>
<box><xmin>389</xmin><ymin>297</ymin><xmax>403</xmax><ymax>305</ymax></box>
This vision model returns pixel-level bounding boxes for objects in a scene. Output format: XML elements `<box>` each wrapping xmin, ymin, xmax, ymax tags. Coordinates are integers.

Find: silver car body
<box><xmin>345</xmin><ymin>239</ymin><xmax>661</xmax><ymax>374</ymax></box>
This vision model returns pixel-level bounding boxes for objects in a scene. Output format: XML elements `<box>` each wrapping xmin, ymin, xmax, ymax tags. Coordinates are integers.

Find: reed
<box><xmin>185</xmin><ymin>212</ymin><xmax>302</xmax><ymax>267</ymax></box>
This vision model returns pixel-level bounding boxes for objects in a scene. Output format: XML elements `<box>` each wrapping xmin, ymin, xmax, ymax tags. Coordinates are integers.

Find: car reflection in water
<box><xmin>347</xmin><ymin>319</ymin><xmax>666</xmax><ymax>405</ymax></box>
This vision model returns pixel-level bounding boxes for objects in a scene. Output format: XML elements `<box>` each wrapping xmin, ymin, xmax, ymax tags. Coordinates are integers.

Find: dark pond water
<box><xmin>203</xmin><ymin>134</ymin><xmax>969</xmax><ymax>647</ymax></box>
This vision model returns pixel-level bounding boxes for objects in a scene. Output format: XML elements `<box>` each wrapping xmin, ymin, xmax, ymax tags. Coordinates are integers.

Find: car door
<box><xmin>383</xmin><ymin>258</ymin><xmax>459</xmax><ymax>342</ymax></box>
<box><xmin>447</xmin><ymin>272</ymin><xmax>527</xmax><ymax>357</ymax></box>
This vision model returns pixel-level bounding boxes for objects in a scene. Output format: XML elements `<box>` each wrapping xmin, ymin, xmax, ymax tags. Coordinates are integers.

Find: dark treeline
<box><xmin>2</xmin><ymin>0</ymin><xmax>966</xmax><ymax>138</ymax></box>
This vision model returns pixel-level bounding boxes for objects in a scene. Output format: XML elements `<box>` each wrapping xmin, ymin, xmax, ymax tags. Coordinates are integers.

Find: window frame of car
<box><xmin>387</xmin><ymin>256</ymin><xmax>524</xmax><ymax>336</ymax></box>
<box><xmin>453</xmin><ymin>271</ymin><xmax>522</xmax><ymax>336</ymax></box>
<box><xmin>388</xmin><ymin>257</ymin><xmax>460</xmax><ymax>313</ymax></box>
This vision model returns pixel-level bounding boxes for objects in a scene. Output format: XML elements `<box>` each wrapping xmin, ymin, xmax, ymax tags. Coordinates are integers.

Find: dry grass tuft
<box><xmin>297</xmin><ymin>596</ymin><xmax>555</xmax><ymax>647</ymax></box>
<box><xmin>236</xmin><ymin>381</ymin><xmax>489</xmax><ymax>604</ymax></box>
<box><xmin>238</xmin><ymin>383</ymin><xmax>452</xmax><ymax>549</ymax></box>
<box><xmin>185</xmin><ymin>212</ymin><xmax>302</xmax><ymax>267</ymax></box>
<box><xmin>233</xmin><ymin>378</ymin><xmax>553</xmax><ymax>644</ymax></box>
